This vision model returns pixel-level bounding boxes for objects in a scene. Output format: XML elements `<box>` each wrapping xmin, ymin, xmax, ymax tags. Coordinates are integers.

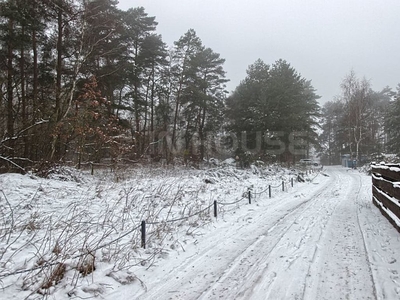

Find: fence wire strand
<box><xmin>147</xmin><ymin>203</ymin><xmax>214</xmax><ymax>225</ymax></box>
<box><xmin>218</xmin><ymin>197</ymin><xmax>247</xmax><ymax>206</ymax></box>
<box><xmin>252</xmin><ymin>187</ymin><xmax>270</xmax><ymax>196</ymax></box>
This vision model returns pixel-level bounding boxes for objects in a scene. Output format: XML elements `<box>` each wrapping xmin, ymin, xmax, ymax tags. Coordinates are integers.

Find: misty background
<box><xmin>118</xmin><ymin>0</ymin><xmax>400</xmax><ymax>102</ymax></box>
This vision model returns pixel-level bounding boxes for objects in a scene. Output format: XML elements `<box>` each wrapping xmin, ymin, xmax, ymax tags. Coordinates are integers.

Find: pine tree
<box><xmin>226</xmin><ymin>59</ymin><xmax>320</xmax><ymax>163</ymax></box>
<box><xmin>169</xmin><ymin>29</ymin><xmax>203</xmax><ymax>159</ymax></box>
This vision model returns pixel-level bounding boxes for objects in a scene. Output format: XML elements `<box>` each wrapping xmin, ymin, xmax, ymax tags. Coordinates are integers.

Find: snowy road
<box><xmin>116</xmin><ymin>166</ymin><xmax>400</xmax><ymax>300</ymax></box>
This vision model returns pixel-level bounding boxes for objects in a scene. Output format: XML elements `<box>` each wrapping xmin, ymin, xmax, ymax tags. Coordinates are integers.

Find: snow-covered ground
<box><xmin>1</xmin><ymin>165</ymin><xmax>400</xmax><ymax>299</ymax></box>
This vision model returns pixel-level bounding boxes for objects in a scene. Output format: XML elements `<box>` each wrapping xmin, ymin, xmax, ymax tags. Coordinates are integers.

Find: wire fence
<box><xmin>0</xmin><ymin>168</ymin><xmax>321</xmax><ymax>280</ymax></box>
<box><xmin>218</xmin><ymin>197</ymin><xmax>247</xmax><ymax>206</ymax></box>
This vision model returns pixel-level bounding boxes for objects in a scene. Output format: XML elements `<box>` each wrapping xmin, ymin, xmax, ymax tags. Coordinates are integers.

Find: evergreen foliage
<box><xmin>225</xmin><ymin>59</ymin><xmax>320</xmax><ymax>162</ymax></box>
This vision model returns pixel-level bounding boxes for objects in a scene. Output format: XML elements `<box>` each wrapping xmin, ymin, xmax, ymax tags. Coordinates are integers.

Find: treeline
<box><xmin>319</xmin><ymin>71</ymin><xmax>400</xmax><ymax>165</ymax></box>
<box><xmin>0</xmin><ymin>0</ymin><xmax>325</xmax><ymax>172</ymax></box>
<box><xmin>0</xmin><ymin>0</ymin><xmax>230</xmax><ymax>171</ymax></box>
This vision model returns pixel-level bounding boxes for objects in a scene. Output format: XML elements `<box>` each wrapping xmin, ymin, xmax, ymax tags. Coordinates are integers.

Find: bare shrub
<box><xmin>39</xmin><ymin>262</ymin><xmax>66</xmax><ymax>292</ymax></box>
<box><xmin>77</xmin><ymin>251</ymin><xmax>96</xmax><ymax>277</ymax></box>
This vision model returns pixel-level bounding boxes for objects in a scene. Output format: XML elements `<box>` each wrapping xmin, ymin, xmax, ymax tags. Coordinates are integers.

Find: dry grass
<box><xmin>39</xmin><ymin>263</ymin><xmax>66</xmax><ymax>291</ymax></box>
<box><xmin>77</xmin><ymin>252</ymin><xmax>96</xmax><ymax>277</ymax></box>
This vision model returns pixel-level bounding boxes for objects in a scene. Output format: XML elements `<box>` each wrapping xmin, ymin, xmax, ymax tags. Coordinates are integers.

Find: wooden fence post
<box><xmin>248</xmin><ymin>191</ymin><xmax>251</xmax><ymax>204</ymax></box>
<box><xmin>269</xmin><ymin>185</ymin><xmax>271</xmax><ymax>198</ymax></box>
<box><xmin>214</xmin><ymin>200</ymin><xmax>217</xmax><ymax>218</ymax></box>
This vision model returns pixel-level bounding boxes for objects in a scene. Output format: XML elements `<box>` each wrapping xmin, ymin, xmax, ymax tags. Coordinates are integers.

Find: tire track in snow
<box><xmin>198</xmin><ymin>169</ymin><xmax>344</xmax><ymax>299</ymax></box>
<box><xmin>133</xmin><ymin>167</ymin><xmax>381</xmax><ymax>300</ymax></box>
<box><xmin>133</xmin><ymin>171</ymin><xmax>335</xmax><ymax>300</ymax></box>
<box><xmin>303</xmin><ymin>169</ymin><xmax>377</xmax><ymax>300</ymax></box>
<box><xmin>240</xmin><ymin>169</ymin><xmax>345</xmax><ymax>299</ymax></box>
<box><xmin>353</xmin><ymin>173</ymin><xmax>378</xmax><ymax>300</ymax></box>
<box><xmin>200</xmin><ymin>167</ymin><xmax>377</xmax><ymax>300</ymax></box>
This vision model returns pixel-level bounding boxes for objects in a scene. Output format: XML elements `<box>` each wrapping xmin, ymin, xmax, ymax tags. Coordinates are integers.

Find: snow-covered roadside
<box><xmin>0</xmin><ymin>164</ymin><xmax>301</xmax><ymax>299</ymax></box>
<box><xmin>2</xmin><ymin>165</ymin><xmax>400</xmax><ymax>300</ymax></box>
<box><xmin>114</xmin><ymin>166</ymin><xmax>400</xmax><ymax>300</ymax></box>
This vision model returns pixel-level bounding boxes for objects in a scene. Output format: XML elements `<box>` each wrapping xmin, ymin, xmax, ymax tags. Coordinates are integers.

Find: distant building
<box><xmin>341</xmin><ymin>154</ymin><xmax>356</xmax><ymax>168</ymax></box>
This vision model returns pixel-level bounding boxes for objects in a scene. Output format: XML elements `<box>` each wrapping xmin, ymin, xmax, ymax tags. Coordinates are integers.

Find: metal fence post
<box><xmin>248</xmin><ymin>191</ymin><xmax>251</xmax><ymax>204</ymax></box>
<box><xmin>291</xmin><ymin>177</ymin><xmax>294</xmax><ymax>187</ymax></box>
<box><xmin>214</xmin><ymin>200</ymin><xmax>217</xmax><ymax>218</ymax></box>
<box><xmin>141</xmin><ymin>220</ymin><xmax>146</xmax><ymax>249</ymax></box>
<box><xmin>282</xmin><ymin>181</ymin><xmax>285</xmax><ymax>192</ymax></box>
<box><xmin>269</xmin><ymin>185</ymin><xmax>271</xmax><ymax>198</ymax></box>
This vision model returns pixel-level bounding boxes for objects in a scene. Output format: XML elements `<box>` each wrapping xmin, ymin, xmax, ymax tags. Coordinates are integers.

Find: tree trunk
<box><xmin>20</xmin><ymin>25</ymin><xmax>28</xmax><ymax>157</ymax></box>
<box><xmin>150</xmin><ymin>65</ymin><xmax>156</xmax><ymax>156</ymax></box>
<box><xmin>171</xmin><ymin>77</ymin><xmax>184</xmax><ymax>160</ymax></box>
<box><xmin>51</xmin><ymin>6</ymin><xmax>63</xmax><ymax>159</ymax></box>
<box><xmin>55</xmin><ymin>7</ymin><xmax>63</xmax><ymax>121</ymax></box>
<box><xmin>199</xmin><ymin>107</ymin><xmax>207</xmax><ymax>160</ymax></box>
<box><xmin>32</xmin><ymin>0</ymin><xmax>38</xmax><ymax>120</ymax></box>
<box><xmin>6</xmin><ymin>18</ymin><xmax>15</xmax><ymax>156</ymax></box>
<box><xmin>141</xmin><ymin>74</ymin><xmax>151</xmax><ymax>155</ymax></box>
<box><xmin>31</xmin><ymin>3</ymin><xmax>39</xmax><ymax>160</ymax></box>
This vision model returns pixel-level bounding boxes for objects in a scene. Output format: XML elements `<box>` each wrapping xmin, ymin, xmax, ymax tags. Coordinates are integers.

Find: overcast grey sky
<box><xmin>117</xmin><ymin>0</ymin><xmax>400</xmax><ymax>103</ymax></box>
